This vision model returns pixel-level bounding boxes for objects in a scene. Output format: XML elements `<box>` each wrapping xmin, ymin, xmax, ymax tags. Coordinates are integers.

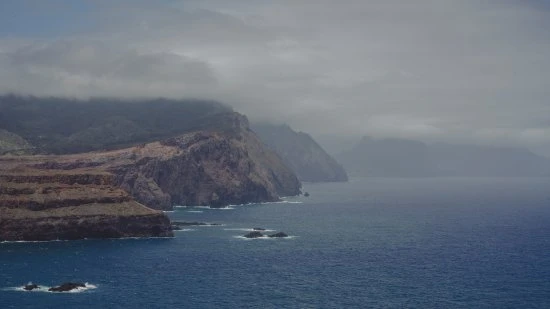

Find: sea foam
<box><xmin>4</xmin><ymin>283</ymin><xmax>97</xmax><ymax>293</ymax></box>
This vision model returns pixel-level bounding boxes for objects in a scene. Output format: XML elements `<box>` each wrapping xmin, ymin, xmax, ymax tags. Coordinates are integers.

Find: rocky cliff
<box><xmin>0</xmin><ymin>97</ymin><xmax>301</xmax><ymax>240</ymax></box>
<box><xmin>1</xmin><ymin>113</ymin><xmax>301</xmax><ymax>210</ymax></box>
<box><xmin>0</xmin><ymin>168</ymin><xmax>172</xmax><ymax>241</ymax></box>
<box><xmin>252</xmin><ymin>123</ymin><xmax>348</xmax><ymax>182</ymax></box>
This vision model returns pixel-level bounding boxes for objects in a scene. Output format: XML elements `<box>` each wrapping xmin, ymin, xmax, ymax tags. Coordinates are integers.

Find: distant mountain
<box><xmin>430</xmin><ymin>142</ymin><xmax>550</xmax><ymax>177</ymax></box>
<box><xmin>337</xmin><ymin>136</ymin><xmax>550</xmax><ymax>177</ymax></box>
<box><xmin>252</xmin><ymin>123</ymin><xmax>348</xmax><ymax>182</ymax></box>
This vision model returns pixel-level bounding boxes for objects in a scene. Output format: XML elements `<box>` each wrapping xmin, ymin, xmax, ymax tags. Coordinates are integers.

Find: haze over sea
<box><xmin>2</xmin><ymin>177</ymin><xmax>550</xmax><ymax>308</ymax></box>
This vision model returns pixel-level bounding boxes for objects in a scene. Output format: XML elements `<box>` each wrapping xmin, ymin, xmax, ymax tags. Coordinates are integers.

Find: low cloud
<box><xmin>1</xmin><ymin>0</ymin><xmax>549</xmax><ymax>154</ymax></box>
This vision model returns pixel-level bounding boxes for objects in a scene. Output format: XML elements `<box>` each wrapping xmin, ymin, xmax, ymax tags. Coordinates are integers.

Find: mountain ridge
<box><xmin>337</xmin><ymin>136</ymin><xmax>550</xmax><ymax>177</ymax></box>
<box><xmin>252</xmin><ymin>123</ymin><xmax>348</xmax><ymax>182</ymax></box>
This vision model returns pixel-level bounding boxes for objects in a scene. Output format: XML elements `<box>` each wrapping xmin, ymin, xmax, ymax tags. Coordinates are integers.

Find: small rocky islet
<box><xmin>23</xmin><ymin>283</ymin><xmax>39</xmax><ymax>291</ymax></box>
<box><xmin>48</xmin><ymin>282</ymin><xmax>87</xmax><ymax>292</ymax></box>
<box><xmin>243</xmin><ymin>230</ymin><xmax>289</xmax><ymax>238</ymax></box>
<box><xmin>22</xmin><ymin>282</ymin><xmax>88</xmax><ymax>292</ymax></box>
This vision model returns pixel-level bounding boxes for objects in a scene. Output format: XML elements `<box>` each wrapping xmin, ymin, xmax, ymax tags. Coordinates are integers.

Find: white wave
<box><xmin>1</xmin><ymin>236</ymin><xmax>172</xmax><ymax>245</ymax></box>
<box><xmin>223</xmin><ymin>228</ymin><xmax>276</xmax><ymax>232</ymax></box>
<box><xmin>163</xmin><ymin>210</ymin><xmax>175</xmax><ymax>213</ymax></box>
<box><xmin>4</xmin><ymin>283</ymin><xmax>97</xmax><ymax>293</ymax></box>
<box><xmin>175</xmin><ymin>205</ymin><xmax>235</xmax><ymax>210</ymax></box>
<box><xmin>243</xmin><ymin>200</ymin><xmax>303</xmax><ymax>206</ymax></box>
<box><xmin>173</xmin><ymin>199</ymin><xmax>302</xmax><ymax>209</ymax></box>
<box><xmin>1</xmin><ymin>239</ymin><xmax>70</xmax><ymax>244</ymax></box>
<box><xmin>186</xmin><ymin>210</ymin><xmax>203</xmax><ymax>213</ymax></box>
<box><xmin>232</xmin><ymin>235</ymin><xmax>297</xmax><ymax>240</ymax></box>
<box><xmin>275</xmin><ymin>200</ymin><xmax>303</xmax><ymax>204</ymax></box>
<box><xmin>65</xmin><ymin>283</ymin><xmax>97</xmax><ymax>293</ymax></box>
<box><xmin>232</xmin><ymin>235</ymin><xmax>271</xmax><ymax>240</ymax></box>
<box><xmin>174</xmin><ymin>229</ymin><xmax>195</xmax><ymax>232</ymax></box>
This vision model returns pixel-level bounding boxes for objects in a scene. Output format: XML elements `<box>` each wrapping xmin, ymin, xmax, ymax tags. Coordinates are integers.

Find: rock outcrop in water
<box><xmin>0</xmin><ymin>168</ymin><xmax>173</xmax><ymax>241</ymax></box>
<box><xmin>244</xmin><ymin>231</ymin><xmax>264</xmax><ymax>238</ymax></box>
<box><xmin>48</xmin><ymin>282</ymin><xmax>86</xmax><ymax>292</ymax></box>
<box><xmin>268</xmin><ymin>232</ymin><xmax>289</xmax><ymax>238</ymax></box>
<box><xmin>24</xmin><ymin>283</ymin><xmax>39</xmax><ymax>291</ymax></box>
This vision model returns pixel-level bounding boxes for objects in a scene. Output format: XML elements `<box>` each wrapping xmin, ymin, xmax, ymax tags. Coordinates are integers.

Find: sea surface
<box><xmin>2</xmin><ymin>177</ymin><xmax>550</xmax><ymax>308</ymax></box>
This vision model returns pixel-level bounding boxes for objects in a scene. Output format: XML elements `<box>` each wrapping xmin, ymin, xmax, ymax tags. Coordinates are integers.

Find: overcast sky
<box><xmin>1</xmin><ymin>0</ymin><xmax>550</xmax><ymax>154</ymax></box>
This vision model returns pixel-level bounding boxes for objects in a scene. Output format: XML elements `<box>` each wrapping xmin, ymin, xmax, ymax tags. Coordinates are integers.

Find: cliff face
<box><xmin>2</xmin><ymin>113</ymin><xmax>301</xmax><ymax>210</ymax></box>
<box><xmin>252</xmin><ymin>123</ymin><xmax>348</xmax><ymax>182</ymax></box>
<box><xmin>110</xmin><ymin>127</ymin><xmax>301</xmax><ymax>209</ymax></box>
<box><xmin>0</xmin><ymin>97</ymin><xmax>302</xmax><ymax>240</ymax></box>
<box><xmin>0</xmin><ymin>169</ymin><xmax>173</xmax><ymax>241</ymax></box>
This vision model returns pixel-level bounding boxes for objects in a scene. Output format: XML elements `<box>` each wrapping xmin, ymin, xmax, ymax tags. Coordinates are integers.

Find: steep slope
<box><xmin>252</xmin><ymin>123</ymin><xmax>348</xmax><ymax>182</ymax></box>
<box><xmin>0</xmin><ymin>129</ymin><xmax>33</xmax><ymax>155</ymax></box>
<box><xmin>3</xmin><ymin>113</ymin><xmax>301</xmax><ymax>210</ymax></box>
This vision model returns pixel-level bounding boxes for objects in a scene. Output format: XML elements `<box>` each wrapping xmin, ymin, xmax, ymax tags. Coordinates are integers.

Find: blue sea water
<box><xmin>1</xmin><ymin>177</ymin><xmax>550</xmax><ymax>308</ymax></box>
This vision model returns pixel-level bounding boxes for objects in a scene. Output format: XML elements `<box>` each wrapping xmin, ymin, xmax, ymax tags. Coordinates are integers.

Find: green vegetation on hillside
<box><xmin>0</xmin><ymin>95</ymin><xmax>232</xmax><ymax>154</ymax></box>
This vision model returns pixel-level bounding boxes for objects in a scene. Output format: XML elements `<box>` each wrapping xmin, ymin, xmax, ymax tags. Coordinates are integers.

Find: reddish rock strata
<box><xmin>0</xmin><ymin>169</ymin><xmax>172</xmax><ymax>241</ymax></box>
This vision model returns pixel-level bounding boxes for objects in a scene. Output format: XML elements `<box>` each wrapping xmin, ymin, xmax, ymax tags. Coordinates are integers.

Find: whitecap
<box><xmin>1</xmin><ymin>236</ymin><xmax>171</xmax><ymax>245</ymax></box>
<box><xmin>175</xmin><ymin>205</ymin><xmax>235</xmax><ymax>210</ymax></box>
<box><xmin>64</xmin><ymin>283</ymin><xmax>97</xmax><ymax>293</ymax></box>
<box><xmin>223</xmin><ymin>228</ymin><xmax>276</xmax><ymax>232</ymax></box>
<box><xmin>274</xmin><ymin>200</ymin><xmax>303</xmax><ymax>204</ymax></box>
<box><xmin>1</xmin><ymin>239</ymin><xmax>70</xmax><ymax>244</ymax></box>
<box><xmin>174</xmin><ymin>229</ymin><xmax>195</xmax><ymax>232</ymax></box>
<box><xmin>232</xmin><ymin>235</ymin><xmax>297</xmax><ymax>240</ymax></box>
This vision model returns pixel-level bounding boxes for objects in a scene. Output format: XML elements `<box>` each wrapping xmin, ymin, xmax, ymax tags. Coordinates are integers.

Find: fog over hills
<box><xmin>252</xmin><ymin>123</ymin><xmax>348</xmax><ymax>182</ymax></box>
<box><xmin>0</xmin><ymin>95</ymin><xmax>231</xmax><ymax>154</ymax></box>
<box><xmin>337</xmin><ymin>136</ymin><xmax>550</xmax><ymax>177</ymax></box>
<box><xmin>1</xmin><ymin>1</ymin><xmax>549</xmax><ymax>156</ymax></box>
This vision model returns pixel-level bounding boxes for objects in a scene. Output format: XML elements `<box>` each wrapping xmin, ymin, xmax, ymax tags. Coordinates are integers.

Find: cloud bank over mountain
<box><xmin>1</xmin><ymin>0</ymin><xmax>549</xmax><ymax>154</ymax></box>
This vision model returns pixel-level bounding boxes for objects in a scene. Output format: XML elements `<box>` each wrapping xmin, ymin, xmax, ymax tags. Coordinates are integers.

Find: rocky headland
<box><xmin>0</xmin><ymin>96</ymin><xmax>302</xmax><ymax>241</ymax></box>
<box><xmin>0</xmin><ymin>114</ymin><xmax>300</xmax><ymax>241</ymax></box>
<box><xmin>1</xmin><ymin>113</ymin><xmax>300</xmax><ymax>210</ymax></box>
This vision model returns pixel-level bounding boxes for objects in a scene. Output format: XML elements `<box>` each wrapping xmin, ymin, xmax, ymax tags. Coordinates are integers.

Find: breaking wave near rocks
<box><xmin>4</xmin><ymin>282</ymin><xmax>97</xmax><ymax>293</ymax></box>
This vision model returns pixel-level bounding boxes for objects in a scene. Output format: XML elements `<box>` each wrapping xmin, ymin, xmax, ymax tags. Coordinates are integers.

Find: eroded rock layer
<box><xmin>0</xmin><ymin>169</ymin><xmax>172</xmax><ymax>241</ymax></box>
<box><xmin>0</xmin><ymin>113</ymin><xmax>301</xmax><ymax>211</ymax></box>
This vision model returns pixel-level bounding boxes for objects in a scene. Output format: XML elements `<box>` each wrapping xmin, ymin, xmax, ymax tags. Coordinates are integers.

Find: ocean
<box><xmin>2</xmin><ymin>177</ymin><xmax>550</xmax><ymax>308</ymax></box>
